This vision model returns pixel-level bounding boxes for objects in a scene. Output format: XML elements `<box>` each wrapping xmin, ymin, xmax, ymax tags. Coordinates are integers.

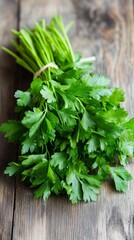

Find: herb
<box><xmin>0</xmin><ymin>16</ymin><xmax>134</xmax><ymax>203</ymax></box>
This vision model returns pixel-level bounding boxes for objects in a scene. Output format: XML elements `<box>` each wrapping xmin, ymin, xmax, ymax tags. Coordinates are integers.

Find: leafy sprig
<box><xmin>0</xmin><ymin>15</ymin><xmax>134</xmax><ymax>203</ymax></box>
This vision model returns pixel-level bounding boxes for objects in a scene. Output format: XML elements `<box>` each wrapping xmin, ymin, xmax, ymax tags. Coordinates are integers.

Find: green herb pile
<box><xmin>0</xmin><ymin>16</ymin><xmax>134</xmax><ymax>203</ymax></box>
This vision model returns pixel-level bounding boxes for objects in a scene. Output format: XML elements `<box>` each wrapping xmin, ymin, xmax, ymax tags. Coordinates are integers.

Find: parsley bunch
<box><xmin>0</xmin><ymin>16</ymin><xmax>134</xmax><ymax>203</ymax></box>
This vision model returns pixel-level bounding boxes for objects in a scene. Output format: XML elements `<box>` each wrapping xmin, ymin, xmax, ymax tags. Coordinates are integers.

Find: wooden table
<box><xmin>0</xmin><ymin>0</ymin><xmax>134</xmax><ymax>239</ymax></box>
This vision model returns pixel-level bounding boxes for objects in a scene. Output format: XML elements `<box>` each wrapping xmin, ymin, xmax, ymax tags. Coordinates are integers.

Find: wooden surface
<box><xmin>0</xmin><ymin>0</ymin><xmax>134</xmax><ymax>239</ymax></box>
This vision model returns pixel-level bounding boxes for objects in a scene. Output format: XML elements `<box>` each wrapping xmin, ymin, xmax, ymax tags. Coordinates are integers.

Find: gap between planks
<box><xmin>11</xmin><ymin>0</ymin><xmax>21</xmax><ymax>240</ymax></box>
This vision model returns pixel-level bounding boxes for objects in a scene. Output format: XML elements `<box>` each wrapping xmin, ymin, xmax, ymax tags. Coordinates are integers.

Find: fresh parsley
<box><xmin>0</xmin><ymin>16</ymin><xmax>134</xmax><ymax>203</ymax></box>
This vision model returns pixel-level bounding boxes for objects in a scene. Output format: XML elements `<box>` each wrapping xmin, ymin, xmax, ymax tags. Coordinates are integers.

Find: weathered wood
<box><xmin>5</xmin><ymin>0</ymin><xmax>134</xmax><ymax>239</ymax></box>
<box><xmin>0</xmin><ymin>0</ymin><xmax>19</xmax><ymax>239</ymax></box>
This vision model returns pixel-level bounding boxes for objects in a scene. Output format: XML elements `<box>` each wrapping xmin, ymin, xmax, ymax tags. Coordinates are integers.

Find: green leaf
<box><xmin>21</xmin><ymin>135</ymin><xmax>35</xmax><ymax>154</ymax></box>
<box><xmin>87</xmin><ymin>136</ymin><xmax>99</xmax><ymax>153</ymax></box>
<box><xmin>81</xmin><ymin>182</ymin><xmax>99</xmax><ymax>202</ymax></box>
<box><xmin>65</xmin><ymin>81</ymin><xmax>91</xmax><ymax>98</ymax></box>
<box><xmin>29</xmin><ymin>113</ymin><xmax>45</xmax><ymax>137</ymax></box>
<box><xmin>60</xmin><ymin>141</ymin><xmax>68</xmax><ymax>151</ymax></box>
<box><xmin>22</xmin><ymin>108</ymin><xmax>44</xmax><ymax>128</ymax></box>
<box><xmin>118</xmin><ymin>130</ymin><xmax>134</xmax><ymax>158</ymax></box>
<box><xmin>52</xmin><ymin>177</ymin><xmax>61</xmax><ymax>195</ymax></box>
<box><xmin>4</xmin><ymin>162</ymin><xmax>20</xmax><ymax>176</ymax></box>
<box><xmin>40</xmin><ymin>86</ymin><xmax>56</xmax><ymax>103</ymax></box>
<box><xmin>21</xmin><ymin>154</ymin><xmax>46</xmax><ymax>166</ymax></box>
<box><xmin>99</xmin><ymin>108</ymin><xmax>128</xmax><ymax>123</ymax></box>
<box><xmin>32</xmin><ymin>160</ymin><xmax>48</xmax><ymax>171</ymax></box>
<box><xmin>123</xmin><ymin>118</ymin><xmax>134</xmax><ymax>130</ymax></box>
<box><xmin>30</xmin><ymin>78</ymin><xmax>43</xmax><ymax>95</ymax></box>
<box><xmin>81</xmin><ymin>110</ymin><xmax>95</xmax><ymax>131</ymax></box>
<box><xmin>66</xmin><ymin>171</ymin><xmax>82</xmax><ymax>203</ymax></box>
<box><xmin>65</xmin><ymin>167</ymin><xmax>101</xmax><ymax>203</ymax></box>
<box><xmin>47</xmin><ymin>111</ymin><xmax>59</xmax><ymax>127</ymax></box>
<box><xmin>30</xmin><ymin>160</ymin><xmax>49</xmax><ymax>186</ymax></box>
<box><xmin>109</xmin><ymin>88</ymin><xmax>125</xmax><ymax>105</ymax></box>
<box><xmin>90</xmin><ymin>88</ymin><xmax>111</xmax><ymax>100</ymax></box>
<box><xmin>68</xmin><ymin>135</ymin><xmax>76</xmax><ymax>148</ymax></box>
<box><xmin>57</xmin><ymin>108</ymin><xmax>76</xmax><ymax>127</ymax></box>
<box><xmin>99</xmin><ymin>138</ymin><xmax>107</xmax><ymax>151</ymax></box>
<box><xmin>82</xmin><ymin>74</ymin><xmax>111</xmax><ymax>87</ymax></box>
<box><xmin>34</xmin><ymin>182</ymin><xmax>51</xmax><ymax>200</ymax></box>
<box><xmin>21</xmin><ymin>108</ymin><xmax>46</xmax><ymax>137</ymax></box>
<box><xmin>0</xmin><ymin>120</ymin><xmax>25</xmax><ymax>142</ymax></box>
<box><xmin>56</xmin><ymin>69</ymin><xmax>82</xmax><ymax>84</ymax></box>
<box><xmin>98</xmin><ymin>165</ymin><xmax>111</xmax><ymax>179</ymax></box>
<box><xmin>80</xmin><ymin>174</ymin><xmax>102</xmax><ymax>187</ymax></box>
<box><xmin>50</xmin><ymin>152</ymin><xmax>68</xmax><ymax>170</ymax></box>
<box><xmin>14</xmin><ymin>90</ymin><xmax>31</xmax><ymax>107</ymax></box>
<box><xmin>41</xmin><ymin>118</ymin><xmax>56</xmax><ymax>143</ymax></box>
<box><xmin>111</xmin><ymin>167</ymin><xmax>133</xmax><ymax>192</ymax></box>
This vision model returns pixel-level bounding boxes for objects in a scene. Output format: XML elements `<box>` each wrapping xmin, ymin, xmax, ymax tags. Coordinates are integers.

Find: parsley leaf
<box><xmin>14</xmin><ymin>90</ymin><xmax>31</xmax><ymax>107</ymax></box>
<box><xmin>50</xmin><ymin>152</ymin><xmax>68</xmax><ymax>170</ymax></box>
<box><xmin>40</xmin><ymin>86</ymin><xmax>56</xmax><ymax>103</ymax></box>
<box><xmin>111</xmin><ymin>167</ymin><xmax>132</xmax><ymax>192</ymax></box>
<box><xmin>34</xmin><ymin>182</ymin><xmax>51</xmax><ymax>200</ymax></box>
<box><xmin>0</xmin><ymin>120</ymin><xmax>25</xmax><ymax>142</ymax></box>
<box><xmin>4</xmin><ymin>162</ymin><xmax>20</xmax><ymax>176</ymax></box>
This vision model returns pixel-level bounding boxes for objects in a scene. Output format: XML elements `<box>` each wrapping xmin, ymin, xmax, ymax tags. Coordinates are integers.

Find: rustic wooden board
<box><xmin>0</xmin><ymin>0</ymin><xmax>134</xmax><ymax>239</ymax></box>
<box><xmin>0</xmin><ymin>0</ymin><xmax>19</xmax><ymax>239</ymax></box>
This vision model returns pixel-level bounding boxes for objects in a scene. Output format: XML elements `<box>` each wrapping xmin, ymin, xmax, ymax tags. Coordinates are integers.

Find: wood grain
<box><xmin>0</xmin><ymin>0</ymin><xmax>19</xmax><ymax>239</ymax></box>
<box><xmin>1</xmin><ymin>0</ymin><xmax>134</xmax><ymax>239</ymax></box>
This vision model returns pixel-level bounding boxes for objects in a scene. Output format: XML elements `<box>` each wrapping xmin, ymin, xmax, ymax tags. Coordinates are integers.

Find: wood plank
<box><xmin>12</xmin><ymin>0</ymin><xmax>134</xmax><ymax>239</ymax></box>
<box><xmin>0</xmin><ymin>0</ymin><xmax>19</xmax><ymax>239</ymax></box>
